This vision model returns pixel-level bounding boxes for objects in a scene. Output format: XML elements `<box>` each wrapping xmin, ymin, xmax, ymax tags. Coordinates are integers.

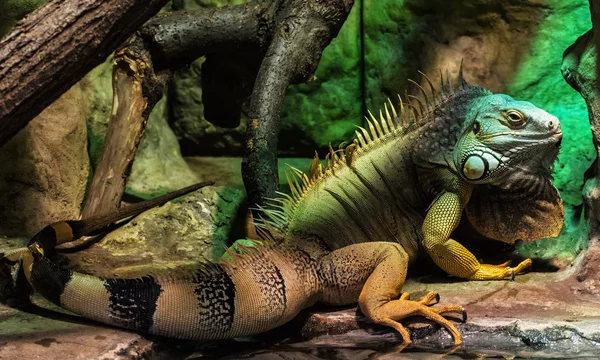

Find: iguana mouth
<box><xmin>539</xmin><ymin>133</ymin><xmax>561</xmax><ymax>173</ymax></box>
<box><xmin>481</xmin><ymin>132</ymin><xmax>561</xmax><ymax>141</ymax></box>
<box><xmin>555</xmin><ymin>136</ymin><xmax>562</xmax><ymax>148</ymax></box>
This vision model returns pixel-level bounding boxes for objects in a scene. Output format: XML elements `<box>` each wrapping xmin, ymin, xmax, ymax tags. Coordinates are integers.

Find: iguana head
<box><xmin>449</xmin><ymin>92</ymin><xmax>564</xmax><ymax>243</ymax></box>
<box><xmin>453</xmin><ymin>94</ymin><xmax>562</xmax><ymax>185</ymax></box>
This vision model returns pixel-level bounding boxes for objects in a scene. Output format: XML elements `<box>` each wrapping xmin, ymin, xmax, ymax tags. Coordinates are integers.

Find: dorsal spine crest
<box><xmin>254</xmin><ymin>68</ymin><xmax>489</xmax><ymax>237</ymax></box>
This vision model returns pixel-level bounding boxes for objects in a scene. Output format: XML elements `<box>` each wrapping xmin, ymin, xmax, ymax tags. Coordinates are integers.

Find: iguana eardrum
<box><xmin>8</xmin><ymin>68</ymin><xmax>563</xmax><ymax>346</ymax></box>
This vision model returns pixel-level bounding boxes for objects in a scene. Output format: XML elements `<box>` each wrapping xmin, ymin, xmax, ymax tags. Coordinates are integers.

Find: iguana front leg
<box><xmin>422</xmin><ymin>190</ymin><xmax>531</xmax><ymax>280</ymax></box>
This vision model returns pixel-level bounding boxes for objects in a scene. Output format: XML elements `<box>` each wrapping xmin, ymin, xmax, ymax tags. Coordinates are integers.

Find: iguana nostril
<box><xmin>548</xmin><ymin>119</ymin><xmax>560</xmax><ymax>132</ymax></box>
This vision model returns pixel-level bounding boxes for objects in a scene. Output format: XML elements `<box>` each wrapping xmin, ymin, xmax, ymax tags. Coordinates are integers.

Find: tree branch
<box><xmin>137</xmin><ymin>2</ymin><xmax>275</xmax><ymax>70</ymax></box>
<box><xmin>81</xmin><ymin>39</ymin><xmax>171</xmax><ymax>218</ymax></box>
<box><xmin>0</xmin><ymin>0</ymin><xmax>170</xmax><ymax>148</ymax></box>
<box><xmin>242</xmin><ymin>0</ymin><xmax>354</xmax><ymax>208</ymax></box>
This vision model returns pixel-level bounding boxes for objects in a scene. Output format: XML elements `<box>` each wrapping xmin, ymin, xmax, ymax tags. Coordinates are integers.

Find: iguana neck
<box><xmin>409</xmin><ymin>87</ymin><xmax>490</xmax><ymax>175</ymax></box>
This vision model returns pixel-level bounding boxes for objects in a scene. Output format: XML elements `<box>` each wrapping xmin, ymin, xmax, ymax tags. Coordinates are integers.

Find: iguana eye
<box><xmin>472</xmin><ymin>121</ymin><xmax>480</xmax><ymax>134</ymax></box>
<box><xmin>505</xmin><ymin>110</ymin><xmax>525</xmax><ymax>126</ymax></box>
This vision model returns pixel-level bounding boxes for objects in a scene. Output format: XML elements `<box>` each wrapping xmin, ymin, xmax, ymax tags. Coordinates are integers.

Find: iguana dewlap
<box><xmin>13</xmin><ymin>68</ymin><xmax>563</xmax><ymax>346</ymax></box>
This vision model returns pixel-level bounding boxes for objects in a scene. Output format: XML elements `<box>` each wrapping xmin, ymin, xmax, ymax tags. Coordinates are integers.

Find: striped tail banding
<box><xmin>22</xmin><ymin>242</ymin><xmax>321</xmax><ymax>340</ymax></box>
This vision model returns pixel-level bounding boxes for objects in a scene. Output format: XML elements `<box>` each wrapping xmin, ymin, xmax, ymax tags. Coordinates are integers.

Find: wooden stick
<box><xmin>81</xmin><ymin>39</ymin><xmax>171</xmax><ymax>218</ymax></box>
<box><xmin>0</xmin><ymin>0</ymin><xmax>169</xmax><ymax>148</ymax></box>
<box><xmin>242</xmin><ymin>0</ymin><xmax>355</xmax><ymax>209</ymax></box>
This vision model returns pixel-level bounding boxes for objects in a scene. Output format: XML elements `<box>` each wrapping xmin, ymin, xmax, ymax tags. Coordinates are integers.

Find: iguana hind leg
<box><xmin>318</xmin><ymin>242</ymin><xmax>464</xmax><ymax>345</ymax></box>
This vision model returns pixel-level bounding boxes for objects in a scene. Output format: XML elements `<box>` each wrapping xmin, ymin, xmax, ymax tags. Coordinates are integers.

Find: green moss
<box><xmin>279</xmin><ymin>3</ymin><xmax>362</xmax><ymax>156</ymax></box>
<box><xmin>279</xmin><ymin>0</ymin><xmax>424</xmax><ymax>155</ymax></box>
<box><xmin>507</xmin><ymin>0</ymin><xmax>593</xmax><ymax>260</ymax></box>
<box><xmin>363</xmin><ymin>0</ymin><xmax>421</xmax><ymax>111</ymax></box>
<box><xmin>0</xmin><ymin>0</ymin><xmax>47</xmax><ymax>37</ymax></box>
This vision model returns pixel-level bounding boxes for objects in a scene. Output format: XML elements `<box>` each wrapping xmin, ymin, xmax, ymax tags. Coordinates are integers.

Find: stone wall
<box><xmin>82</xmin><ymin>56</ymin><xmax>201</xmax><ymax>198</ymax></box>
<box><xmin>0</xmin><ymin>0</ymin><xmax>90</xmax><ymax>237</ymax></box>
<box><xmin>0</xmin><ymin>84</ymin><xmax>90</xmax><ymax>236</ymax></box>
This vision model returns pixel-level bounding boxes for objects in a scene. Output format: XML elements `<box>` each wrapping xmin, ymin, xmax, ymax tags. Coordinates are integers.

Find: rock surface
<box><xmin>0</xmin><ymin>83</ymin><xmax>90</xmax><ymax>237</ymax></box>
<box><xmin>63</xmin><ymin>186</ymin><xmax>246</xmax><ymax>276</ymax></box>
<box><xmin>127</xmin><ymin>96</ymin><xmax>201</xmax><ymax>198</ymax></box>
<box><xmin>168</xmin><ymin>57</ymin><xmax>247</xmax><ymax>157</ymax></box>
<box><xmin>0</xmin><ymin>298</ymin><xmax>153</xmax><ymax>360</ymax></box>
<box><xmin>81</xmin><ymin>56</ymin><xmax>114</xmax><ymax>170</ymax></box>
<box><xmin>3</xmin><ymin>266</ymin><xmax>600</xmax><ymax>359</ymax></box>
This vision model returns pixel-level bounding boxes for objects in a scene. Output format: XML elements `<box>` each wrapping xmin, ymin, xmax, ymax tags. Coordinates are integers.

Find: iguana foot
<box><xmin>365</xmin><ymin>294</ymin><xmax>465</xmax><ymax>345</ymax></box>
<box><xmin>470</xmin><ymin>258</ymin><xmax>532</xmax><ymax>280</ymax></box>
<box><xmin>400</xmin><ymin>291</ymin><xmax>440</xmax><ymax>305</ymax></box>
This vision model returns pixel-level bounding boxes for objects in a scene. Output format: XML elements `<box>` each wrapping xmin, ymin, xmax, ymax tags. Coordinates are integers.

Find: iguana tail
<box><xmin>28</xmin><ymin>181</ymin><xmax>216</xmax><ymax>252</ymax></box>
<box><xmin>1</xmin><ymin>181</ymin><xmax>214</xmax><ymax>264</ymax></box>
<box><xmin>17</xmin><ymin>182</ymin><xmax>322</xmax><ymax>339</ymax></box>
<box><xmin>22</xmin><ymin>239</ymin><xmax>321</xmax><ymax>339</ymax></box>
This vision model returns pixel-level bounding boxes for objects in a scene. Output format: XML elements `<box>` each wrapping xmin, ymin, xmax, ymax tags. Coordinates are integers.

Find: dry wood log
<box><xmin>0</xmin><ymin>0</ymin><xmax>169</xmax><ymax>148</ymax></box>
<box><xmin>81</xmin><ymin>38</ymin><xmax>171</xmax><ymax>218</ymax></box>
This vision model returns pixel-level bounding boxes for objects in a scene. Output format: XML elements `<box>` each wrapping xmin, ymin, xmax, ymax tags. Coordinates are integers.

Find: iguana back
<box><xmin>257</xmin><ymin>73</ymin><xmax>490</xmax><ymax>262</ymax></box>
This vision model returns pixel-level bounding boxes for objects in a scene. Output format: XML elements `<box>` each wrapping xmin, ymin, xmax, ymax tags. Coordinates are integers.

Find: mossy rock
<box><xmin>65</xmin><ymin>186</ymin><xmax>246</xmax><ymax>276</ymax></box>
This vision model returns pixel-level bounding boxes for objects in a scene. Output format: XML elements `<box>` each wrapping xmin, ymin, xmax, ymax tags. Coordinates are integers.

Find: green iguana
<box><xmin>3</xmin><ymin>67</ymin><xmax>563</xmax><ymax>346</ymax></box>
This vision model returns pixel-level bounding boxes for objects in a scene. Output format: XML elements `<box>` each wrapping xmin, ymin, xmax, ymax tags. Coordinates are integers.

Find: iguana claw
<box><xmin>470</xmin><ymin>258</ymin><xmax>532</xmax><ymax>280</ymax></box>
<box><xmin>367</xmin><ymin>293</ymin><xmax>466</xmax><ymax>345</ymax></box>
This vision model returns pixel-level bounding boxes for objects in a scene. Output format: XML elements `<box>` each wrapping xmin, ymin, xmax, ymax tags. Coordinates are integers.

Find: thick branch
<box><xmin>242</xmin><ymin>0</ymin><xmax>354</xmax><ymax>208</ymax></box>
<box><xmin>138</xmin><ymin>2</ymin><xmax>275</xmax><ymax>70</ymax></box>
<box><xmin>81</xmin><ymin>40</ymin><xmax>171</xmax><ymax>218</ymax></box>
<box><xmin>0</xmin><ymin>0</ymin><xmax>169</xmax><ymax>148</ymax></box>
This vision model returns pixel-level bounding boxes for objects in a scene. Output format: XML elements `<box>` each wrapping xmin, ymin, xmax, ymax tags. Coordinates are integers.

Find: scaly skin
<box><xmin>7</xmin><ymin>69</ymin><xmax>563</xmax><ymax>346</ymax></box>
